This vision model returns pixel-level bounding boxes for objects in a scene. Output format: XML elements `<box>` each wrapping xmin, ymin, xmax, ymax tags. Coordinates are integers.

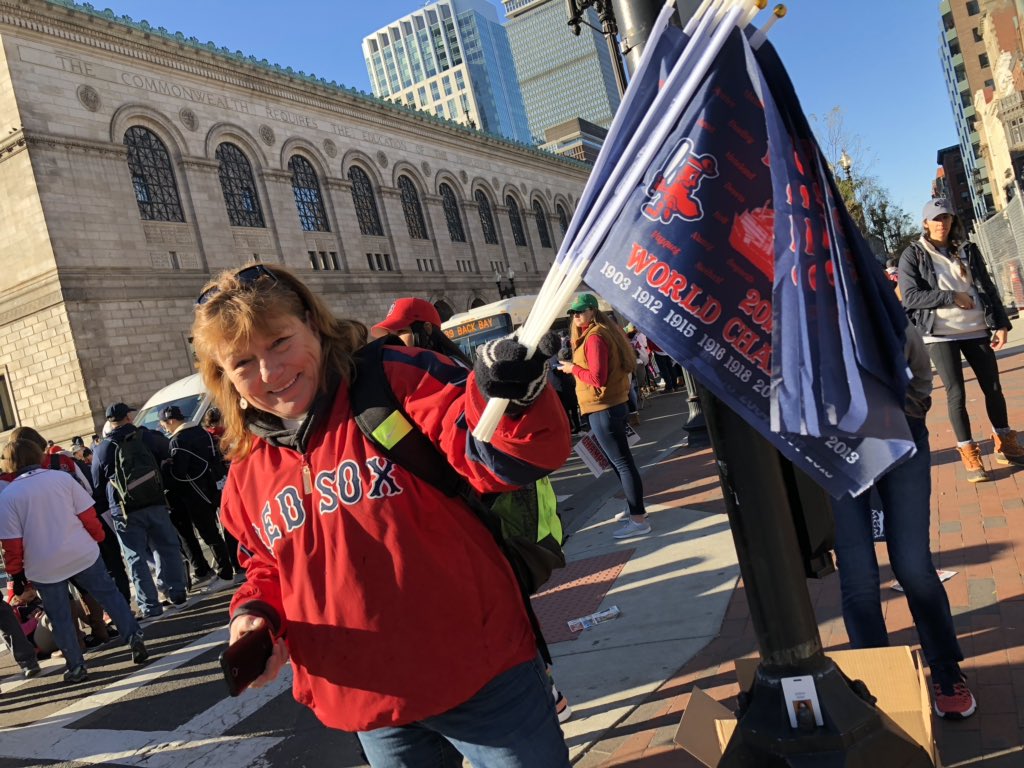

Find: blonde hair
<box><xmin>570</xmin><ymin>309</ymin><xmax>635</xmax><ymax>374</ymax></box>
<box><xmin>1</xmin><ymin>438</ymin><xmax>44</xmax><ymax>474</ymax></box>
<box><xmin>191</xmin><ymin>264</ymin><xmax>367</xmax><ymax>461</ymax></box>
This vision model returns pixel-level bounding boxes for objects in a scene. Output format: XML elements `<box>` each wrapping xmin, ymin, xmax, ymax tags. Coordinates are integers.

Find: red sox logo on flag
<box><xmin>641</xmin><ymin>138</ymin><xmax>719</xmax><ymax>224</ymax></box>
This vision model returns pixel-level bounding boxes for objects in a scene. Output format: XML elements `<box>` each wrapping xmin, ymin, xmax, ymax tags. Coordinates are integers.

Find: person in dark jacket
<box><xmin>91</xmin><ymin>403</ymin><xmax>188</xmax><ymax>618</ymax></box>
<box><xmin>898</xmin><ymin>198</ymin><xmax>1023</xmax><ymax>482</ymax></box>
<box><xmin>550</xmin><ymin>334</ymin><xmax>581</xmax><ymax>434</ymax></box>
<box><xmin>159</xmin><ymin>405</ymin><xmax>234</xmax><ymax>594</ymax></box>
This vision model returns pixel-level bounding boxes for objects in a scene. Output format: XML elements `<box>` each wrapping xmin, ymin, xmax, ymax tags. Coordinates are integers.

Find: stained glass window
<box><xmin>348</xmin><ymin>166</ymin><xmax>384</xmax><ymax>236</ymax></box>
<box><xmin>288</xmin><ymin>156</ymin><xmax>329</xmax><ymax>232</ymax></box>
<box><xmin>533</xmin><ymin>201</ymin><xmax>552</xmax><ymax>249</ymax></box>
<box><xmin>475</xmin><ymin>190</ymin><xmax>498</xmax><ymax>245</ymax></box>
<box><xmin>506</xmin><ymin>196</ymin><xmax>527</xmax><ymax>247</ymax></box>
<box><xmin>440</xmin><ymin>183</ymin><xmax>465</xmax><ymax>242</ymax></box>
<box><xmin>215</xmin><ymin>142</ymin><xmax>265</xmax><ymax>228</ymax></box>
<box><xmin>557</xmin><ymin>204</ymin><xmax>569</xmax><ymax>235</ymax></box>
<box><xmin>398</xmin><ymin>175</ymin><xmax>429</xmax><ymax>240</ymax></box>
<box><xmin>123</xmin><ymin>126</ymin><xmax>184</xmax><ymax>222</ymax></box>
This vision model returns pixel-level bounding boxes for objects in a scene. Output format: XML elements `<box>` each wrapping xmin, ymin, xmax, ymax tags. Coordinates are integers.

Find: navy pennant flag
<box><xmin>580</xmin><ymin>20</ymin><xmax>914</xmax><ymax>498</ymax></box>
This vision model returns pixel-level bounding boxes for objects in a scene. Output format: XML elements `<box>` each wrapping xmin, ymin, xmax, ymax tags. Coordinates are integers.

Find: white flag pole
<box><xmin>750</xmin><ymin>4</ymin><xmax>787</xmax><ymax>48</ymax></box>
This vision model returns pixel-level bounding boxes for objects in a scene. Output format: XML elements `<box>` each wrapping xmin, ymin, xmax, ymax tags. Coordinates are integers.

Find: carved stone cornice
<box><xmin>179</xmin><ymin>157</ymin><xmax>219</xmax><ymax>171</ymax></box>
<box><xmin>54</xmin><ymin>266</ymin><xmax>207</xmax><ymax>302</ymax></box>
<box><xmin>0</xmin><ymin>270</ymin><xmax>64</xmax><ymax>326</ymax></box>
<box><xmin>21</xmin><ymin>129</ymin><xmax>128</xmax><ymax>158</ymax></box>
<box><xmin>0</xmin><ymin>131</ymin><xmax>27</xmax><ymax>165</ymax></box>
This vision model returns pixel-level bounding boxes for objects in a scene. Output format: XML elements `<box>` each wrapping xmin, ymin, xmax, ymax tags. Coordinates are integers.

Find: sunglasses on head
<box><xmin>195</xmin><ymin>264</ymin><xmax>278</xmax><ymax>306</ymax></box>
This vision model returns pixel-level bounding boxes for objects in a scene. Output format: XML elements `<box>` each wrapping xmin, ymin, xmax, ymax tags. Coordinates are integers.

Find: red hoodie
<box><xmin>223</xmin><ymin>345</ymin><xmax>570</xmax><ymax>732</ymax></box>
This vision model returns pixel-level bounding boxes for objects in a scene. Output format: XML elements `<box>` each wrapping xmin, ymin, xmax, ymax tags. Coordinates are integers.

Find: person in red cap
<box><xmin>373</xmin><ymin>298</ymin><xmax>469</xmax><ymax>363</ymax></box>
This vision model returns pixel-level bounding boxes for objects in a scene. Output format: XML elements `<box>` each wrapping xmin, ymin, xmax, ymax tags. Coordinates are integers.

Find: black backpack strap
<box><xmin>49</xmin><ymin>454</ymin><xmax>60</xmax><ymax>471</ymax></box>
<box><xmin>352</xmin><ymin>337</ymin><xmax>477</xmax><ymax>504</ymax></box>
<box><xmin>350</xmin><ymin>337</ymin><xmax>552</xmax><ymax>666</ymax></box>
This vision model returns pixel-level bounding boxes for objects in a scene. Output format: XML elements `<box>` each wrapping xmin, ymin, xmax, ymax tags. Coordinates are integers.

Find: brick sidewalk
<box><xmin>580</xmin><ymin>347</ymin><xmax>1024</xmax><ymax>767</ymax></box>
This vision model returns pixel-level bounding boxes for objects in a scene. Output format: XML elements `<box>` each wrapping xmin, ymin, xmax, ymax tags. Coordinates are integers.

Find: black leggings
<box><xmin>928</xmin><ymin>337</ymin><xmax>1008</xmax><ymax>442</ymax></box>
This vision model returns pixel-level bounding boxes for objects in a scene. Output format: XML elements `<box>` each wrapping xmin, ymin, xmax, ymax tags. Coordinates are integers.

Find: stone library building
<box><xmin>0</xmin><ymin>0</ymin><xmax>588</xmax><ymax>444</ymax></box>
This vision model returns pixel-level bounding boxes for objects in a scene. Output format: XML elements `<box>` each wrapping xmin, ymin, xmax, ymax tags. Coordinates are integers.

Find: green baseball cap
<box><xmin>567</xmin><ymin>293</ymin><xmax>599</xmax><ymax>314</ymax></box>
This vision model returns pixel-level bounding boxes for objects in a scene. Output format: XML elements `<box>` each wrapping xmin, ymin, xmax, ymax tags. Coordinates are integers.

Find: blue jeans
<box><xmin>357</xmin><ymin>657</ymin><xmax>569</xmax><ymax>768</ymax></box>
<box><xmin>112</xmin><ymin>504</ymin><xmax>187</xmax><ymax>616</ymax></box>
<box><xmin>34</xmin><ymin>554</ymin><xmax>141</xmax><ymax>671</ymax></box>
<box><xmin>832</xmin><ymin>417</ymin><xmax>963</xmax><ymax>674</ymax></box>
<box><xmin>587</xmin><ymin>403</ymin><xmax>646</xmax><ymax>518</ymax></box>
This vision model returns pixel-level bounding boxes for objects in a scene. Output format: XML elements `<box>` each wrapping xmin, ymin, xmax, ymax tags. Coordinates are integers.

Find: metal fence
<box><xmin>973</xmin><ymin>194</ymin><xmax>1024</xmax><ymax>311</ymax></box>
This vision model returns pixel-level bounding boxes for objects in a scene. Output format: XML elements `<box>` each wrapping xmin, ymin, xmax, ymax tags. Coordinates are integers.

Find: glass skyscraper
<box><xmin>363</xmin><ymin>0</ymin><xmax>532</xmax><ymax>145</ymax></box>
<box><xmin>503</xmin><ymin>0</ymin><xmax>622</xmax><ymax>144</ymax></box>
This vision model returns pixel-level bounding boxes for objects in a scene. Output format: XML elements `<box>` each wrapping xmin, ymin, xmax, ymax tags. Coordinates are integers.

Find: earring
<box><xmin>239</xmin><ymin>397</ymin><xmax>248</xmax><ymax>411</ymax></box>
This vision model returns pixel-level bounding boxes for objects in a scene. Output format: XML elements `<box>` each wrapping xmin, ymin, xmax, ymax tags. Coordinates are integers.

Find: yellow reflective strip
<box><xmin>372</xmin><ymin>410</ymin><xmax>413</xmax><ymax>449</ymax></box>
<box><xmin>536</xmin><ymin>477</ymin><xmax>562</xmax><ymax>544</ymax></box>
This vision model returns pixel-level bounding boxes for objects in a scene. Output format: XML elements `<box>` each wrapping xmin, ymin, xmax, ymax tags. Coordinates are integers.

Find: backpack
<box><xmin>109</xmin><ymin>429</ymin><xmax>165</xmax><ymax>512</ymax></box>
<box><xmin>350</xmin><ymin>337</ymin><xmax>566</xmax><ymax>596</ymax></box>
<box><xmin>167</xmin><ymin>426</ymin><xmax>228</xmax><ymax>503</ymax></box>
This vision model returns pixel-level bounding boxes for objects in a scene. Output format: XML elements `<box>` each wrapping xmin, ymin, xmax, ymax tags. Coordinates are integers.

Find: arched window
<box><xmin>440</xmin><ymin>183</ymin><xmax>466</xmax><ymax>242</ymax></box>
<box><xmin>123</xmin><ymin>126</ymin><xmax>184</xmax><ymax>222</ymax></box>
<box><xmin>398</xmin><ymin>175</ymin><xmax>429</xmax><ymax>239</ymax></box>
<box><xmin>215</xmin><ymin>142</ymin><xmax>264</xmax><ymax>227</ymax></box>
<box><xmin>556</xmin><ymin>204</ymin><xmax>569</xmax><ymax>236</ymax></box>
<box><xmin>348</xmin><ymin>166</ymin><xmax>384</xmax><ymax>236</ymax></box>
<box><xmin>506</xmin><ymin>196</ymin><xmax>527</xmax><ymax>247</ymax></box>
<box><xmin>288</xmin><ymin>155</ymin><xmax>329</xmax><ymax>232</ymax></box>
<box><xmin>533</xmin><ymin>200</ymin><xmax>552</xmax><ymax>249</ymax></box>
<box><xmin>475</xmin><ymin>190</ymin><xmax>498</xmax><ymax>245</ymax></box>
<box><xmin>434</xmin><ymin>300</ymin><xmax>454</xmax><ymax>322</ymax></box>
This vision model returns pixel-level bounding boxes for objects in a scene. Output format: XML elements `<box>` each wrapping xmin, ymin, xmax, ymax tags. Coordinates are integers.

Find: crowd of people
<box><xmin>0</xmin><ymin>192</ymin><xmax>1019</xmax><ymax>762</ymax></box>
<box><xmin>0</xmin><ymin>400</ymin><xmax>236</xmax><ymax>685</ymax></box>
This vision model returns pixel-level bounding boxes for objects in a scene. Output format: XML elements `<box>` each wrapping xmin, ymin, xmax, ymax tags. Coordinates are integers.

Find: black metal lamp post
<box><xmin>566</xmin><ymin>0</ymin><xmax>630</xmax><ymax>97</ymax></box>
<box><xmin>495</xmin><ymin>267</ymin><xmax>517</xmax><ymax>299</ymax></box>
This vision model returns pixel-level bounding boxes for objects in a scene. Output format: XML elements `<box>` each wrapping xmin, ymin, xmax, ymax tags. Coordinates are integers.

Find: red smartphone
<box><xmin>219</xmin><ymin>628</ymin><xmax>274</xmax><ymax>697</ymax></box>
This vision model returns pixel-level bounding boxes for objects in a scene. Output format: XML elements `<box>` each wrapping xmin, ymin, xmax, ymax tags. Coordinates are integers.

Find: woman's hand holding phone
<box><xmin>221</xmin><ymin>614</ymin><xmax>288</xmax><ymax>696</ymax></box>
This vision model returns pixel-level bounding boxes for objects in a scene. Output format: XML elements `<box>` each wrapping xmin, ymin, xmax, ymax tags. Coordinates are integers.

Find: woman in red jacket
<box><xmin>192</xmin><ymin>265</ymin><xmax>571</xmax><ymax>767</ymax></box>
<box><xmin>0</xmin><ymin>439</ymin><xmax>148</xmax><ymax>684</ymax></box>
<box><xmin>558</xmin><ymin>294</ymin><xmax>650</xmax><ymax>539</ymax></box>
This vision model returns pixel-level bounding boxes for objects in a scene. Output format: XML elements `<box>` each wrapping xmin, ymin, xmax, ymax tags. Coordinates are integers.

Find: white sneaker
<box><xmin>554</xmin><ymin>690</ymin><xmax>572</xmax><ymax>723</ymax></box>
<box><xmin>201</xmin><ymin>576</ymin><xmax>236</xmax><ymax>594</ymax></box>
<box><xmin>613</xmin><ymin>519</ymin><xmax>652</xmax><ymax>539</ymax></box>
<box><xmin>614</xmin><ymin>510</ymin><xmax>647</xmax><ymax>522</ymax></box>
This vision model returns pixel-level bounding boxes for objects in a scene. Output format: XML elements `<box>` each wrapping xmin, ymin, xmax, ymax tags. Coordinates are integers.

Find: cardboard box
<box><xmin>674</xmin><ymin>646</ymin><xmax>937</xmax><ymax>767</ymax></box>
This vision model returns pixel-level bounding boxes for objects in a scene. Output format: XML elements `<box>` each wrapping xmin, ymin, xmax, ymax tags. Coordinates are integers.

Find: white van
<box><xmin>134</xmin><ymin>373</ymin><xmax>212</xmax><ymax>431</ymax></box>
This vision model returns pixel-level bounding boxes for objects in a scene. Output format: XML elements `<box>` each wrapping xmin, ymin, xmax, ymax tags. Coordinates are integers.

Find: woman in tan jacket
<box><xmin>558</xmin><ymin>294</ymin><xmax>650</xmax><ymax>538</ymax></box>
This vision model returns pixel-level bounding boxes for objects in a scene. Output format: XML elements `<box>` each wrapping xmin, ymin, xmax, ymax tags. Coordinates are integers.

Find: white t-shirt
<box><xmin>923</xmin><ymin>244</ymin><xmax>987</xmax><ymax>342</ymax></box>
<box><xmin>0</xmin><ymin>469</ymin><xmax>99</xmax><ymax>583</ymax></box>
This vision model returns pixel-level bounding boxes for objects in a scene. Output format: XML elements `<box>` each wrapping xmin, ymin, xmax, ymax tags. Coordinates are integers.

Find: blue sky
<box><xmin>97</xmin><ymin>0</ymin><xmax>952</xmax><ymax>219</ymax></box>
